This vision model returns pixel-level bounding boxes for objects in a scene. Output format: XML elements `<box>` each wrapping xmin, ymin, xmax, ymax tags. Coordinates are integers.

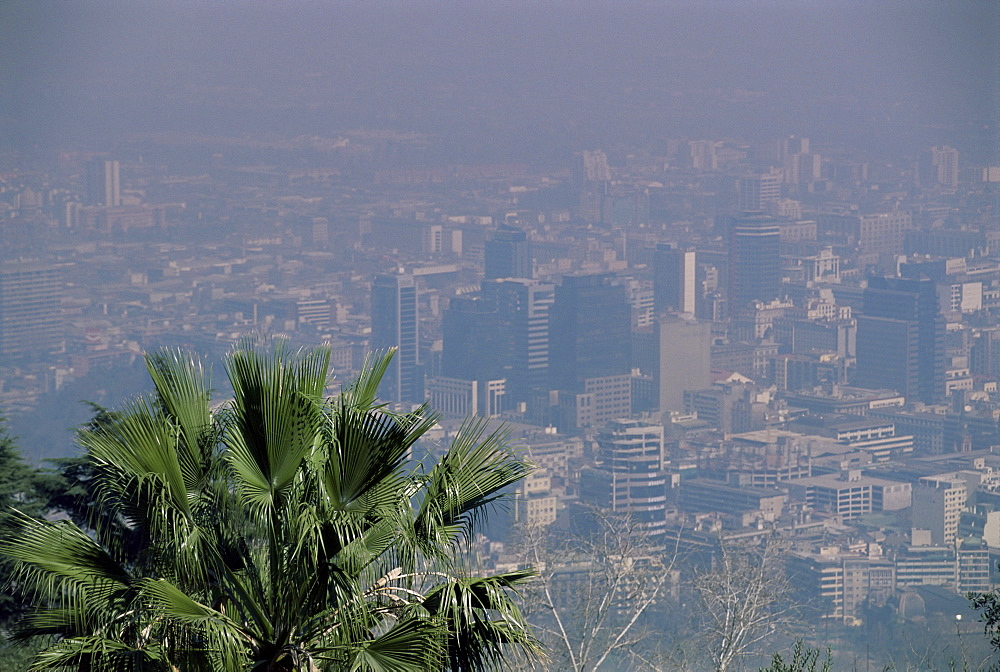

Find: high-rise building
<box><xmin>653</xmin><ymin>243</ymin><xmax>696</xmax><ymax>315</ymax></box>
<box><xmin>656</xmin><ymin>316</ymin><xmax>711</xmax><ymax>414</ymax></box>
<box><xmin>912</xmin><ymin>475</ymin><xmax>967</xmax><ymax>547</ymax></box>
<box><xmin>737</xmin><ymin>170</ymin><xmax>782</xmax><ymax>211</ymax></box>
<box><xmin>855</xmin><ymin>276</ymin><xmax>945</xmax><ymax>403</ymax></box>
<box><xmin>549</xmin><ymin>273</ymin><xmax>631</xmax><ymax>393</ymax></box>
<box><xmin>370</xmin><ymin>273</ymin><xmax>421</xmax><ymax>404</ymax></box>
<box><xmin>481</xmin><ymin>278</ymin><xmax>555</xmax><ymax>407</ymax></box>
<box><xmin>86</xmin><ymin>159</ymin><xmax>121</xmax><ymax>207</ymax></box>
<box><xmin>484</xmin><ymin>224</ymin><xmax>531</xmax><ymax>280</ymax></box>
<box><xmin>587</xmin><ymin>419</ymin><xmax>669</xmax><ymax>538</ymax></box>
<box><xmin>0</xmin><ymin>262</ymin><xmax>64</xmax><ymax>362</ymax></box>
<box><xmin>578</xmin><ymin>150</ymin><xmax>612</xmax><ymax>183</ymax></box>
<box><xmin>930</xmin><ymin>146</ymin><xmax>960</xmax><ymax>189</ymax></box>
<box><xmin>442</xmin><ymin>295</ymin><xmax>503</xmax><ymax>381</ymax></box>
<box><xmin>728</xmin><ymin>214</ymin><xmax>782</xmax><ymax>309</ymax></box>
<box><xmin>781</xmin><ymin>137</ymin><xmax>821</xmax><ymax>185</ymax></box>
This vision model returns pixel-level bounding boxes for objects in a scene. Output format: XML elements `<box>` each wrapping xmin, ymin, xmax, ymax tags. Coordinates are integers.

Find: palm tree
<box><xmin>4</xmin><ymin>339</ymin><xmax>539</xmax><ymax>671</ymax></box>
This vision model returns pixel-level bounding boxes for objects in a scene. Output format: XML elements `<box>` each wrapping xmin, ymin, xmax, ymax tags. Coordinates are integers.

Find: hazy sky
<box><xmin>2</xmin><ymin>1</ymin><xmax>997</xmax><ymax>162</ymax></box>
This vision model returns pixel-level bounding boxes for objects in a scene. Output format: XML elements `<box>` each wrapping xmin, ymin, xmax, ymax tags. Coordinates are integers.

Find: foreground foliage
<box><xmin>758</xmin><ymin>641</ymin><xmax>832</xmax><ymax>672</ymax></box>
<box><xmin>969</xmin><ymin>569</ymin><xmax>1000</xmax><ymax>658</ymax></box>
<box><xmin>0</xmin><ymin>414</ymin><xmax>53</xmax><ymax>628</ymax></box>
<box><xmin>3</xmin><ymin>341</ymin><xmax>538</xmax><ymax>671</ymax></box>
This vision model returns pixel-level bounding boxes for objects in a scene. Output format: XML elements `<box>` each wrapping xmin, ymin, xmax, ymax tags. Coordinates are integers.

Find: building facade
<box><xmin>371</xmin><ymin>272</ymin><xmax>421</xmax><ymax>404</ymax></box>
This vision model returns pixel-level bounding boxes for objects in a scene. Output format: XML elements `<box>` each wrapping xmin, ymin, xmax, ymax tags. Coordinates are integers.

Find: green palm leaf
<box><xmin>2</xmin><ymin>339</ymin><xmax>538</xmax><ymax>671</ymax></box>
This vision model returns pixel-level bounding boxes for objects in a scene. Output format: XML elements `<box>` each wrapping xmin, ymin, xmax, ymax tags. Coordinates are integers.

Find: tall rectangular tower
<box><xmin>86</xmin><ymin>159</ymin><xmax>121</xmax><ymax>207</ymax></box>
<box><xmin>728</xmin><ymin>214</ymin><xmax>782</xmax><ymax>310</ymax></box>
<box><xmin>595</xmin><ymin>419</ymin><xmax>669</xmax><ymax>538</ymax></box>
<box><xmin>485</xmin><ymin>225</ymin><xmax>531</xmax><ymax>280</ymax></box>
<box><xmin>912</xmin><ymin>476</ymin><xmax>966</xmax><ymax>546</ymax></box>
<box><xmin>0</xmin><ymin>262</ymin><xmax>64</xmax><ymax>363</ymax></box>
<box><xmin>657</xmin><ymin>316</ymin><xmax>711</xmax><ymax>414</ymax></box>
<box><xmin>653</xmin><ymin>243</ymin><xmax>696</xmax><ymax>315</ymax></box>
<box><xmin>481</xmin><ymin>278</ymin><xmax>555</xmax><ymax>407</ymax></box>
<box><xmin>441</xmin><ymin>295</ymin><xmax>503</xmax><ymax>382</ymax></box>
<box><xmin>371</xmin><ymin>273</ymin><xmax>420</xmax><ymax>404</ymax></box>
<box><xmin>856</xmin><ymin>276</ymin><xmax>945</xmax><ymax>403</ymax></box>
<box><xmin>738</xmin><ymin>170</ymin><xmax>781</xmax><ymax>211</ymax></box>
<box><xmin>931</xmin><ymin>146</ymin><xmax>959</xmax><ymax>189</ymax></box>
<box><xmin>549</xmin><ymin>273</ymin><xmax>631</xmax><ymax>393</ymax></box>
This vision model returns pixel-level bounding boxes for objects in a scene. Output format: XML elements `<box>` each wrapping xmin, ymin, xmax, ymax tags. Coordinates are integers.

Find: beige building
<box><xmin>786</xmin><ymin>470</ymin><xmax>911</xmax><ymax>520</ymax></box>
<box><xmin>912</xmin><ymin>475</ymin><xmax>968</xmax><ymax>547</ymax></box>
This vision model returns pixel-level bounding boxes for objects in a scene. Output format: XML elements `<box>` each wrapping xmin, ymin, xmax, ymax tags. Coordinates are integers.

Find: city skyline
<box><xmin>0</xmin><ymin>2</ymin><xmax>998</xmax><ymax>667</ymax></box>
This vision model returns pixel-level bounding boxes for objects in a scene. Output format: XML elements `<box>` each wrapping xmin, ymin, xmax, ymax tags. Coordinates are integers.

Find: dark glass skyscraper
<box><xmin>371</xmin><ymin>273</ymin><xmax>421</xmax><ymax>403</ymax></box>
<box><xmin>653</xmin><ymin>243</ymin><xmax>696</xmax><ymax>315</ymax></box>
<box><xmin>484</xmin><ymin>224</ymin><xmax>531</xmax><ymax>280</ymax></box>
<box><xmin>481</xmin><ymin>278</ymin><xmax>555</xmax><ymax>406</ymax></box>
<box><xmin>549</xmin><ymin>273</ymin><xmax>631</xmax><ymax>392</ymax></box>
<box><xmin>856</xmin><ymin>276</ymin><xmax>945</xmax><ymax>403</ymax></box>
<box><xmin>728</xmin><ymin>214</ymin><xmax>781</xmax><ymax>309</ymax></box>
<box><xmin>441</xmin><ymin>295</ymin><xmax>503</xmax><ymax>382</ymax></box>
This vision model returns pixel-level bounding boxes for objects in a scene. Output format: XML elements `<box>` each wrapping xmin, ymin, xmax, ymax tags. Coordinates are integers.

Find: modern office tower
<box><xmin>0</xmin><ymin>262</ymin><xmax>63</xmax><ymax>362</ymax></box>
<box><xmin>481</xmin><ymin>278</ymin><xmax>555</xmax><ymax>408</ymax></box>
<box><xmin>737</xmin><ymin>169</ymin><xmax>781</xmax><ymax>211</ymax></box>
<box><xmin>370</xmin><ymin>273</ymin><xmax>421</xmax><ymax>404</ymax></box>
<box><xmin>484</xmin><ymin>224</ymin><xmax>531</xmax><ymax>280</ymax></box>
<box><xmin>656</xmin><ymin>315</ymin><xmax>711</xmax><ymax>414</ymax></box>
<box><xmin>86</xmin><ymin>159</ymin><xmax>121</xmax><ymax>207</ymax></box>
<box><xmin>653</xmin><ymin>243</ymin><xmax>696</xmax><ymax>315</ymax></box>
<box><xmin>588</xmin><ymin>419</ymin><xmax>669</xmax><ymax>538</ymax></box>
<box><xmin>855</xmin><ymin>276</ymin><xmax>945</xmax><ymax>403</ymax></box>
<box><xmin>728</xmin><ymin>213</ymin><xmax>782</xmax><ymax>310</ymax></box>
<box><xmin>912</xmin><ymin>475</ymin><xmax>967</xmax><ymax>547</ymax></box>
<box><xmin>549</xmin><ymin>273</ymin><xmax>631</xmax><ymax>392</ymax></box>
<box><xmin>441</xmin><ymin>295</ymin><xmax>504</xmax><ymax>382</ymax></box>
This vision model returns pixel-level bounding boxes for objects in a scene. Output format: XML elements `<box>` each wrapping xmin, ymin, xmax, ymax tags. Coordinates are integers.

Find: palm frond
<box><xmin>144</xmin><ymin>348</ymin><xmax>214</xmax><ymax>490</ymax></box>
<box><xmin>2</xmin><ymin>341</ymin><xmax>540</xmax><ymax>671</ymax></box>
<box><xmin>422</xmin><ymin>570</ymin><xmax>540</xmax><ymax>671</ymax></box>
<box><xmin>346</xmin><ymin>616</ymin><xmax>445</xmax><ymax>672</ymax></box>
<box><xmin>224</xmin><ymin>340</ymin><xmax>328</xmax><ymax>506</ymax></box>
<box><xmin>415</xmin><ymin>417</ymin><xmax>533</xmax><ymax>552</ymax></box>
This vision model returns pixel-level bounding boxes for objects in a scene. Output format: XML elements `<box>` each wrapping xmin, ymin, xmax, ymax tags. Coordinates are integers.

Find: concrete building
<box><xmin>584</xmin><ymin>419</ymin><xmax>670</xmax><ymax>538</ymax></box>
<box><xmin>912</xmin><ymin>476</ymin><xmax>968</xmax><ymax>547</ymax></box>
<box><xmin>425</xmin><ymin>377</ymin><xmax>505</xmax><ymax>418</ymax></box>
<box><xmin>555</xmin><ymin>374</ymin><xmax>632</xmax><ymax>432</ymax></box>
<box><xmin>86</xmin><ymin>159</ymin><xmax>121</xmax><ymax>207</ymax></box>
<box><xmin>0</xmin><ymin>261</ymin><xmax>64</xmax><ymax>362</ymax></box>
<box><xmin>787</xmin><ymin>470</ymin><xmax>911</xmax><ymax>520</ymax></box>
<box><xmin>678</xmin><ymin>479</ymin><xmax>786</xmax><ymax>521</ymax></box>
<box><xmin>738</xmin><ymin>170</ymin><xmax>782</xmax><ymax>211</ymax></box>
<box><xmin>656</xmin><ymin>315</ymin><xmax>711</xmax><ymax>414</ymax></box>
